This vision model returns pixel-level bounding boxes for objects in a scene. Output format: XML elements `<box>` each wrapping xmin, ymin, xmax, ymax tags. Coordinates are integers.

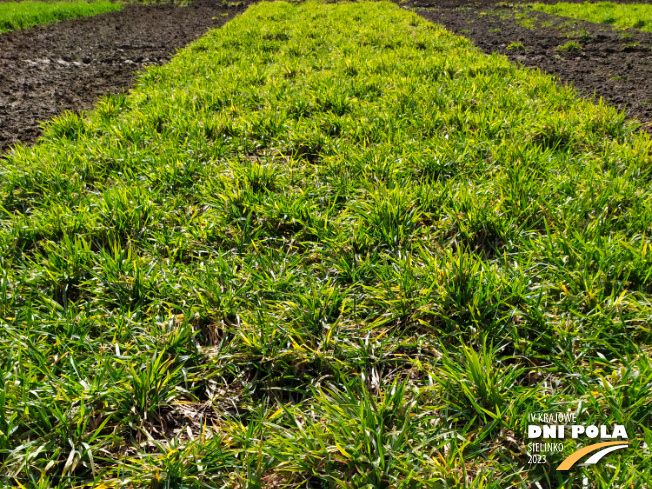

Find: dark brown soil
<box><xmin>407</xmin><ymin>0</ymin><xmax>652</xmax><ymax>129</ymax></box>
<box><xmin>0</xmin><ymin>0</ymin><xmax>253</xmax><ymax>151</ymax></box>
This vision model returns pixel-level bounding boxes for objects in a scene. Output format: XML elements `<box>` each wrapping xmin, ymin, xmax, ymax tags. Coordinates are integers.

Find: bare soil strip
<box><xmin>0</xmin><ymin>0</ymin><xmax>253</xmax><ymax>151</ymax></box>
<box><xmin>408</xmin><ymin>0</ymin><xmax>652</xmax><ymax>129</ymax></box>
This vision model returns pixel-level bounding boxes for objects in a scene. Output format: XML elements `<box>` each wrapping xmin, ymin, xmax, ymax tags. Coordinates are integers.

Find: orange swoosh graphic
<box><xmin>557</xmin><ymin>441</ymin><xmax>630</xmax><ymax>470</ymax></box>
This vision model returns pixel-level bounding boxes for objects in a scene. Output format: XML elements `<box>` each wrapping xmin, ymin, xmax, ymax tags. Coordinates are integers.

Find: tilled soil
<box><xmin>407</xmin><ymin>0</ymin><xmax>652</xmax><ymax>129</ymax></box>
<box><xmin>0</xmin><ymin>0</ymin><xmax>253</xmax><ymax>151</ymax></box>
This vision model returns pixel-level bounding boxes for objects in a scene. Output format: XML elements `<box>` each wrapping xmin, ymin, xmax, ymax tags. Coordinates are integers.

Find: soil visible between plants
<box><xmin>405</xmin><ymin>0</ymin><xmax>652</xmax><ymax>130</ymax></box>
<box><xmin>4</xmin><ymin>0</ymin><xmax>652</xmax><ymax>151</ymax></box>
<box><xmin>0</xmin><ymin>0</ymin><xmax>253</xmax><ymax>152</ymax></box>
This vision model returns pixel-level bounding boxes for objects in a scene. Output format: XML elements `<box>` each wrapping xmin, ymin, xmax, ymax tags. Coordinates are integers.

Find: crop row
<box><xmin>1</xmin><ymin>1</ymin><xmax>651</xmax><ymax>486</ymax></box>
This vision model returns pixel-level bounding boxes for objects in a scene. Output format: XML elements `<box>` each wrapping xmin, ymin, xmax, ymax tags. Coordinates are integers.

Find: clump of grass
<box><xmin>0</xmin><ymin>1</ymin><xmax>650</xmax><ymax>487</ymax></box>
<box><xmin>506</xmin><ymin>40</ymin><xmax>526</xmax><ymax>50</ymax></box>
<box><xmin>518</xmin><ymin>17</ymin><xmax>535</xmax><ymax>28</ymax></box>
<box><xmin>0</xmin><ymin>0</ymin><xmax>121</xmax><ymax>33</ymax></box>
<box><xmin>557</xmin><ymin>40</ymin><xmax>582</xmax><ymax>52</ymax></box>
<box><xmin>565</xmin><ymin>28</ymin><xmax>593</xmax><ymax>41</ymax></box>
<box><xmin>623</xmin><ymin>41</ymin><xmax>641</xmax><ymax>51</ymax></box>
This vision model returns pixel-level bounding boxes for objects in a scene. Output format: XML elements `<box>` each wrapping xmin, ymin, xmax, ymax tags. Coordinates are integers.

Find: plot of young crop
<box><xmin>0</xmin><ymin>0</ymin><xmax>121</xmax><ymax>34</ymax></box>
<box><xmin>1</xmin><ymin>0</ymin><xmax>652</xmax><ymax>487</ymax></box>
<box><xmin>530</xmin><ymin>1</ymin><xmax>652</xmax><ymax>32</ymax></box>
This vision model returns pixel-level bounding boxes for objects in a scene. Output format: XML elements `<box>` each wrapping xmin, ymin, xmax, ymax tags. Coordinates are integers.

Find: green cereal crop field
<box><xmin>0</xmin><ymin>0</ymin><xmax>121</xmax><ymax>34</ymax></box>
<box><xmin>1</xmin><ymin>1</ymin><xmax>651</xmax><ymax>487</ymax></box>
<box><xmin>530</xmin><ymin>1</ymin><xmax>652</xmax><ymax>32</ymax></box>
